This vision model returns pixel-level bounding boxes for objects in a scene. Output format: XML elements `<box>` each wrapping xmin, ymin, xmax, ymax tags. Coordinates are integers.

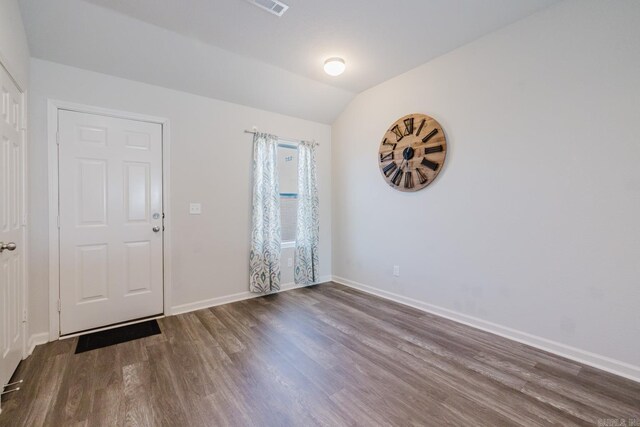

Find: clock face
<box><xmin>378</xmin><ymin>113</ymin><xmax>447</xmax><ymax>192</ymax></box>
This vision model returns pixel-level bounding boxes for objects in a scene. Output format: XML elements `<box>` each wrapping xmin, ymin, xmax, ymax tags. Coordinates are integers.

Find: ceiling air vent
<box><xmin>247</xmin><ymin>0</ymin><xmax>289</xmax><ymax>17</ymax></box>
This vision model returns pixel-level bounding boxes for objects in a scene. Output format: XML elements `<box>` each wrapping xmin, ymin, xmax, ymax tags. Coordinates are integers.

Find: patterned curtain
<box><xmin>249</xmin><ymin>133</ymin><xmax>281</xmax><ymax>293</ymax></box>
<box><xmin>294</xmin><ymin>141</ymin><xmax>319</xmax><ymax>285</ymax></box>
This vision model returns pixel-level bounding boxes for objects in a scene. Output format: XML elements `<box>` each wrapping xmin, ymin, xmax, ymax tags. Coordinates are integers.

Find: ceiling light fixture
<box><xmin>324</xmin><ymin>57</ymin><xmax>346</xmax><ymax>76</ymax></box>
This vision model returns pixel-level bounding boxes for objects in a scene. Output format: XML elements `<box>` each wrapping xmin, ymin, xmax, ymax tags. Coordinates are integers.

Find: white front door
<box><xmin>0</xmin><ymin>63</ymin><xmax>25</xmax><ymax>388</ymax></box>
<box><xmin>58</xmin><ymin>110</ymin><xmax>164</xmax><ymax>335</ymax></box>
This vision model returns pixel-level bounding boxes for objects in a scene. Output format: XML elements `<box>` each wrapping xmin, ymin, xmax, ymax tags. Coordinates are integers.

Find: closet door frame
<box><xmin>47</xmin><ymin>100</ymin><xmax>173</xmax><ymax>341</ymax></box>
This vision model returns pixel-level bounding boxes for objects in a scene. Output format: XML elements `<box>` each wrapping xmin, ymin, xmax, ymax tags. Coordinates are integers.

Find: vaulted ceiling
<box><xmin>19</xmin><ymin>0</ymin><xmax>559</xmax><ymax>123</ymax></box>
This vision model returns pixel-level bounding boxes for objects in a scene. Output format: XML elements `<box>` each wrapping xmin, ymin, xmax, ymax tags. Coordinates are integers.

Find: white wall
<box><xmin>0</xmin><ymin>0</ymin><xmax>29</xmax><ymax>87</ymax></box>
<box><xmin>332</xmin><ymin>0</ymin><xmax>640</xmax><ymax>378</ymax></box>
<box><xmin>28</xmin><ymin>58</ymin><xmax>332</xmax><ymax>336</ymax></box>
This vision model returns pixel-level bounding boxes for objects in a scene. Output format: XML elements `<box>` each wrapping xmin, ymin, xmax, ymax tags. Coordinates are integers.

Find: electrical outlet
<box><xmin>189</xmin><ymin>203</ymin><xmax>202</xmax><ymax>215</ymax></box>
<box><xmin>287</xmin><ymin>258</ymin><xmax>293</xmax><ymax>267</ymax></box>
<box><xmin>393</xmin><ymin>265</ymin><xmax>400</xmax><ymax>277</ymax></box>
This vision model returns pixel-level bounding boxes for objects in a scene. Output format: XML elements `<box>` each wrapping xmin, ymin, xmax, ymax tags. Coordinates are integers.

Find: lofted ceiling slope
<box><xmin>19</xmin><ymin>0</ymin><xmax>559</xmax><ymax>123</ymax></box>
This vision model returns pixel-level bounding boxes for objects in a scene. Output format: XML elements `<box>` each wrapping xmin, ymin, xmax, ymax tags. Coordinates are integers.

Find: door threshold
<box><xmin>59</xmin><ymin>314</ymin><xmax>165</xmax><ymax>340</ymax></box>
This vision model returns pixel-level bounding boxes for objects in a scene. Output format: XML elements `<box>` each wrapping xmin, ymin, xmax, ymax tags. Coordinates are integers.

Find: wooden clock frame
<box><xmin>378</xmin><ymin>113</ymin><xmax>447</xmax><ymax>192</ymax></box>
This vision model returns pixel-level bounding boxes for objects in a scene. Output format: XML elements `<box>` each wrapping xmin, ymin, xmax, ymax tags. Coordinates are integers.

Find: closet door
<box><xmin>0</xmin><ymin>63</ymin><xmax>25</xmax><ymax>389</ymax></box>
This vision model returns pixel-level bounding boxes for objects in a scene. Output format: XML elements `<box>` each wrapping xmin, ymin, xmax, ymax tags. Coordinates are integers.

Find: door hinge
<box><xmin>22</xmin><ymin>309</ymin><xmax>27</xmax><ymax>323</ymax></box>
<box><xmin>56</xmin><ymin>131</ymin><xmax>60</xmax><ymax>145</ymax></box>
<box><xmin>57</xmin><ymin>216</ymin><xmax>60</xmax><ymax>229</ymax></box>
<box><xmin>57</xmin><ymin>299</ymin><xmax>61</xmax><ymax>312</ymax></box>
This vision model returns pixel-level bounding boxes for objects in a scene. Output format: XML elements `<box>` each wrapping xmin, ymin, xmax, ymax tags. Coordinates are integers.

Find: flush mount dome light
<box><xmin>324</xmin><ymin>57</ymin><xmax>346</xmax><ymax>76</ymax></box>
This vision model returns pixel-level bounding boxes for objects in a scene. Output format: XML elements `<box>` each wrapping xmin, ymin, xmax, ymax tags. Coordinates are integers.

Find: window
<box><xmin>278</xmin><ymin>142</ymin><xmax>298</xmax><ymax>247</ymax></box>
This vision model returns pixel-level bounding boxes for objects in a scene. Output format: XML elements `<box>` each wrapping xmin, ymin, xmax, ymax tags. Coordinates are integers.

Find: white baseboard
<box><xmin>27</xmin><ymin>332</ymin><xmax>49</xmax><ymax>357</ymax></box>
<box><xmin>170</xmin><ymin>276</ymin><xmax>332</xmax><ymax>316</ymax></box>
<box><xmin>331</xmin><ymin>275</ymin><xmax>640</xmax><ymax>384</ymax></box>
<box><xmin>170</xmin><ymin>290</ymin><xmax>255</xmax><ymax>315</ymax></box>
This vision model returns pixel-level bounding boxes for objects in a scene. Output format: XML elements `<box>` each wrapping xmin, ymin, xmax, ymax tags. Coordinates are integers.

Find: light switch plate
<box><xmin>189</xmin><ymin>203</ymin><xmax>202</xmax><ymax>215</ymax></box>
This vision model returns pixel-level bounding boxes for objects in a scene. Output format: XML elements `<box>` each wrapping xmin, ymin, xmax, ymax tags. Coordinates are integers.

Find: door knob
<box><xmin>0</xmin><ymin>242</ymin><xmax>17</xmax><ymax>253</ymax></box>
<box><xmin>152</xmin><ymin>226</ymin><xmax>161</xmax><ymax>233</ymax></box>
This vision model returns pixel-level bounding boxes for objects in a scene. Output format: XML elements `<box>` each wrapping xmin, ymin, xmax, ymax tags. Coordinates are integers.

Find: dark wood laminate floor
<box><xmin>2</xmin><ymin>282</ymin><xmax>639</xmax><ymax>426</ymax></box>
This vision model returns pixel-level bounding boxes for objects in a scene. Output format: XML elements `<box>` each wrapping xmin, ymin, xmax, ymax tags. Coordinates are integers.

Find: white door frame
<box><xmin>47</xmin><ymin>100</ymin><xmax>172</xmax><ymax>341</ymax></box>
<box><xmin>0</xmin><ymin>55</ymin><xmax>28</xmax><ymax>360</ymax></box>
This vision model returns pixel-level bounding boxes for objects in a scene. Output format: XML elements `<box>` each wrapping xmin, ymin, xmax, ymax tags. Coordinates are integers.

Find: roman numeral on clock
<box><xmin>425</xmin><ymin>145</ymin><xmax>443</xmax><ymax>155</ymax></box>
<box><xmin>403</xmin><ymin>117</ymin><xmax>414</xmax><ymax>136</ymax></box>
<box><xmin>380</xmin><ymin>151</ymin><xmax>394</xmax><ymax>162</ymax></box>
<box><xmin>382</xmin><ymin>161</ymin><xmax>398</xmax><ymax>177</ymax></box>
<box><xmin>404</xmin><ymin>171</ymin><xmax>414</xmax><ymax>189</ymax></box>
<box><xmin>381</xmin><ymin>138</ymin><xmax>397</xmax><ymax>150</ymax></box>
<box><xmin>421</xmin><ymin>128</ymin><xmax>438</xmax><ymax>144</ymax></box>
<box><xmin>391</xmin><ymin>168</ymin><xmax>404</xmax><ymax>186</ymax></box>
<box><xmin>421</xmin><ymin>157</ymin><xmax>439</xmax><ymax>171</ymax></box>
<box><xmin>390</xmin><ymin>125</ymin><xmax>404</xmax><ymax>142</ymax></box>
<box><xmin>416</xmin><ymin>119</ymin><xmax>426</xmax><ymax>136</ymax></box>
<box><xmin>416</xmin><ymin>168</ymin><xmax>428</xmax><ymax>184</ymax></box>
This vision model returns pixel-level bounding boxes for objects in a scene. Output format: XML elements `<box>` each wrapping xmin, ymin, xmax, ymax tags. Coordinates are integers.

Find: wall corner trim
<box><xmin>331</xmin><ymin>275</ymin><xmax>640</xmax><ymax>384</ymax></box>
<box><xmin>27</xmin><ymin>333</ymin><xmax>50</xmax><ymax>357</ymax></box>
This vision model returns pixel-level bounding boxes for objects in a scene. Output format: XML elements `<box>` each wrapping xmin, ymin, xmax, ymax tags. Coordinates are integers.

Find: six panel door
<box><xmin>0</xmin><ymin>63</ymin><xmax>25</xmax><ymax>388</ymax></box>
<box><xmin>58</xmin><ymin>110</ymin><xmax>163</xmax><ymax>335</ymax></box>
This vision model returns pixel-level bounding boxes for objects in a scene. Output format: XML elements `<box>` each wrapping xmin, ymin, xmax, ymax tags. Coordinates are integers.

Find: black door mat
<box><xmin>75</xmin><ymin>319</ymin><xmax>161</xmax><ymax>354</ymax></box>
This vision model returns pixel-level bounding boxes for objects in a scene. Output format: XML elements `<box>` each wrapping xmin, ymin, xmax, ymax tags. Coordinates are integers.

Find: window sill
<box><xmin>281</xmin><ymin>241</ymin><xmax>295</xmax><ymax>249</ymax></box>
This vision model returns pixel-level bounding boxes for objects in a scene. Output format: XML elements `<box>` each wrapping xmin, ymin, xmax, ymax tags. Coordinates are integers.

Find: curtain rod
<box><xmin>243</xmin><ymin>129</ymin><xmax>318</xmax><ymax>145</ymax></box>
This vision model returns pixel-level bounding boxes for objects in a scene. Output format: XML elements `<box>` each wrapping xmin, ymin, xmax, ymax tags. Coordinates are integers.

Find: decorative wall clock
<box><xmin>378</xmin><ymin>113</ymin><xmax>447</xmax><ymax>192</ymax></box>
